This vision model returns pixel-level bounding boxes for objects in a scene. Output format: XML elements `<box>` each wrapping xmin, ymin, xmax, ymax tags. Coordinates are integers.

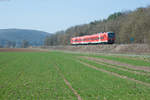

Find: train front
<box><xmin>107</xmin><ymin>32</ymin><xmax>115</xmax><ymax>44</ymax></box>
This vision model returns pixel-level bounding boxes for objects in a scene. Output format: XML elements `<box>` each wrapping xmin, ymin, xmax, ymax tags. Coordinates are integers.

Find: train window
<box><xmin>108</xmin><ymin>33</ymin><xmax>115</xmax><ymax>38</ymax></box>
<box><xmin>100</xmin><ymin>37</ymin><xmax>104</xmax><ymax>39</ymax></box>
<box><xmin>96</xmin><ymin>37</ymin><xmax>99</xmax><ymax>40</ymax></box>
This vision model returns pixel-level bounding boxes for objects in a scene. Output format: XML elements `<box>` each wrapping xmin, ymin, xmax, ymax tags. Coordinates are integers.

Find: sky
<box><xmin>0</xmin><ymin>0</ymin><xmax>150</xmax><ymax>33</ymax></box>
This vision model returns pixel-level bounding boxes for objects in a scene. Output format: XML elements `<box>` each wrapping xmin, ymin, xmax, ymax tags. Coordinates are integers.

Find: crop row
<box><xmin>0</xmin><ymin>52</ymin><xmax>76</xmax><ymax>100</ymax></box>
<box><xmin>78</xmin><ymin>57</ymin><xmax>150</xmax><ymax>84</ymax></box>
<box><xmin>88</xmin><ymin>54</ymin><xmax>150</xmax><ymax>67</ymax></box>
<box><xmin>0</xmin><ymin>51</ymin><xmax>150</xmax><ymax>100</ymax></box>
<box><xmin>48</xmin><ymin>51</ymin><xmax>150</xmax><ymax>100</ymax></box>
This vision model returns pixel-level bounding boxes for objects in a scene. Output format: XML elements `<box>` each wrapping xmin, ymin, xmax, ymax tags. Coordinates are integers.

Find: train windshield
<box><xmin>108</xmin><ymin>32</ymin><xmax>115</xmax><ymax>38</ymax></box>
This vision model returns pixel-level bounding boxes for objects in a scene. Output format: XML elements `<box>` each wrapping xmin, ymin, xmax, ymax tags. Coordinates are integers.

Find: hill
<box><xmin>0</xmin><ymin>29</ymin><xmax>50</xmax><ymax>47</ymax></box>
<box><xmin>45</xmin><ymin>6</ymin><xmax>150</xmax><ymax>45</ymax></box>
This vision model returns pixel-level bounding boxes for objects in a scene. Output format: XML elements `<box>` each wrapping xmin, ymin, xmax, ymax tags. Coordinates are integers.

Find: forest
<box><xmin>44</xmin><ymin>6</ymin><xmax>150</xmax><ymax>46</ymax></box>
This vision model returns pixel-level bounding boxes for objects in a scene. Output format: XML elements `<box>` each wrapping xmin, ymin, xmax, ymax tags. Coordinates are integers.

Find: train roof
<box><xmin>71</xmin><ymin>32</ymin><xmax>114</xmax><ymax>39</ymax></box>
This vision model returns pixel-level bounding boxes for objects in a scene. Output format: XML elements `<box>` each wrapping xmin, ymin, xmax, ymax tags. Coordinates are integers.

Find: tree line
<box><xmin>0</xmin><ymin>40</ymin><xmax>29</xmax><ymax>48</ymax></box>
<box><xmin>45</xmin><ymin>6</ymin><xmax>150</xmax><ymax>45</ymax></box>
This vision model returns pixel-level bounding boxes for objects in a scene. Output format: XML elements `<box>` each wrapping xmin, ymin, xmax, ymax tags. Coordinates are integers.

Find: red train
<box><xmin>70</xmin><ymin>32</ymin><xmax>115</xmax><ymax>45</ymax></box>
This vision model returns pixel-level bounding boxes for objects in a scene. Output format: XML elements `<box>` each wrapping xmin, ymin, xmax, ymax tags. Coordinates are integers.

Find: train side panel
<box><xmin>70</xmin><ymin>32</ymin><xmax>115</xmax><ymax>45</ymax></box>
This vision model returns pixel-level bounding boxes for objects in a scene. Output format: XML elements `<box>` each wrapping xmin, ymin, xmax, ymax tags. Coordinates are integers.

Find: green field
<box><xmin>0</xmin><ymin>51</ymin><xmax>150</xmax><ymax>100</ymax></box>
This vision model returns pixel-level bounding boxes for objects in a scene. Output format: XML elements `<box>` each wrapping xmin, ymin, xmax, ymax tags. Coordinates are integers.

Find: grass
<box><xmin>89</xmin><ymin>54</ymin><xmax>150</xmax><ymax>67</ymax></box>
<box><xmin>78</xmin><ymin>57</ymin><xmax>150</xmax><ymax>83</ymax></box>
<box><xmin>59</xmin><ymin>51</ymin><xmax>150</xmax><ymax>67</ymax></box>
<box><xmin>101</xmin><ymin>61</ymin><xmax>150</xmax><ymax>75</ymax></box>
<box><xmin>0</xmin><ymin>52</ymin><xmax>76</xmax><ymax>100</ymax></box>
<box><xmin>46</xmin><ymin>52</ymin><xmax>150</xmax><ymax>100</ymax></box>
<box><xmin>0</xmin><ymin>51</ymin><xmax>150</xmax><ymax>100</ymax></box>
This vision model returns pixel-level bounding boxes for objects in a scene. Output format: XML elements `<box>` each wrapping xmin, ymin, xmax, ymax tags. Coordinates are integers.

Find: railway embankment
<box><xmin>42</xmin><ymin>44</ymin><xmax>150</xmax><ymax>54</ymax></box>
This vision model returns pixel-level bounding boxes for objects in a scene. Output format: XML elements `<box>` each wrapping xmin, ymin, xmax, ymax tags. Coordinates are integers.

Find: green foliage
<box><xmin>107</xmin><ymin>12</ymin><xmax>123</xmax><ymax>20</ymax></box>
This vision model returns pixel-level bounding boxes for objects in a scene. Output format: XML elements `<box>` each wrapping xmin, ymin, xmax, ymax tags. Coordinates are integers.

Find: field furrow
<box><xmin>78</xmin><ymin>59</ymin><xmax>150</xmax><ymax>87</ymax></box>
<box><xmin>47</xmin><ymin>51</ymin><xmax>150</xmax><ymax>100</ymax></box>
<box><xmin>78</xmin><ymin>57</ymin><xmax>150</xmax><ymax>83</ymax></box>
<box><xmin>0</xmin><ymin>52</ymin><xmax>76</xmax><ymax>100</ymax></box>
<box><xmin>80</xmin><ymin>56</ymin><xmax>150</xmax><ymax>76</ymax></box>
<box><xmin>0</xmin><ymin>51</ymin><xmax>150</xmax><ymax>100</ymax></box>
<box><xmin>55</xmin><ymin>64</ymin><xmax>82</xmax><ymax>100</ymax></box>
<box><xmin>89</xmin><ymin>54</ymin><xmax>150</xmax><ymax>68</ymax></box>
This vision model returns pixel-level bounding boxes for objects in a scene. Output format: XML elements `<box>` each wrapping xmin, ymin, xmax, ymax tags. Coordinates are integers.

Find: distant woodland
<box><xmin>45</xmin><ymin>6</ymin><xmax>150</xmax><ymax>46</ymax></box>
<box><xmin>0</xmin><ymin>29</ymin><xmax>49</xmax><ymax>48</ymax></box>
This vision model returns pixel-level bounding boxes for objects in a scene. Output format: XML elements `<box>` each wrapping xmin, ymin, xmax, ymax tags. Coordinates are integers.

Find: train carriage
<box><xmin>70</xmin><ymin>32</ymin><xmax>115</xmax><ymax>45</ymax></box>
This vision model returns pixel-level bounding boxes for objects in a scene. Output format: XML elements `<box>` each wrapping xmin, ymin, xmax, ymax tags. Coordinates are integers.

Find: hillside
<box><xmin>0</xmin><ymin>29</ymin><xmax>50</xmax><ymax>47</ymax></box>
<box><xmin>45</xmin><ymin>6</ymin><xmax>150</xmax><ymax>45</ymax></box>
